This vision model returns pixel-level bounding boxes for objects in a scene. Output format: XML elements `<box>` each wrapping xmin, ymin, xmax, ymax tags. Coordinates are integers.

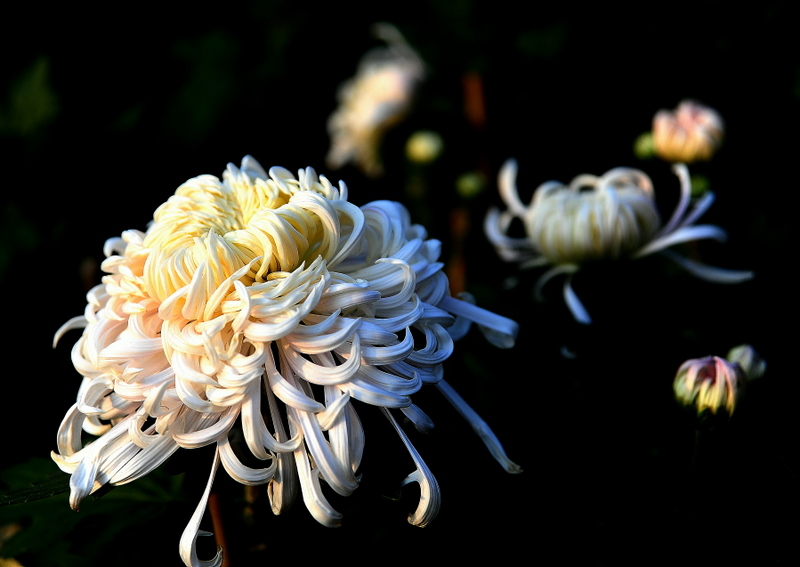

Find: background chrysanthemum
<box><xmin>485</xmin><ymin>160</ymin><xmax>753</xmax><ymax>324</ymax></box>
<box><xmin>326</xmin><ymin>23</ymin><xmax>425</xmax><ymax>178</ymax></box>
<box><xmin>52</xmin><ymin>156</ymin><xmax>519</xmax><ymax>566</ymax></box>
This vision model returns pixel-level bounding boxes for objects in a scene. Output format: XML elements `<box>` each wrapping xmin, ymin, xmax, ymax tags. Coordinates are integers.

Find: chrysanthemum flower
<box><xmin>652</xmin><ymin>99</ymin><xmax>724</xmax><ymax>164</ymax></box>
<box><xmin>52</xmin><ymin>156</ymin><xmax>519</xmax><ymax>567</ymax></box>
<box><xmin>673</xmin><ymin>345</ymin><xmax>764</xmax><ymax>418</ymax></box>
<box><xmin>326</xmin><ymin>23</ymin><xmax>425</xmax><ymax>178</ymax></box>
<box><xmin>674</xmin><ymin>356</ymin><xmax>743</xmax><ymax>417</ymax></box>
<box><xmin>484</xmin><ymin>159</ymin><xmax>753</xmax><ymax>324</ymax></box>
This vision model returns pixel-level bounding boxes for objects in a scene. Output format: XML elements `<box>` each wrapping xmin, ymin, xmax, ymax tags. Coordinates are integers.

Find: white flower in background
<box><xmin>653</xmin><ymin>99</ymin><xmax>724</xmax><ymax>164</ymax></box>
<box><xmin>485</xmin><ymin>159</ymin><xmax>753</xmax><ymax>324</ymax></box>
<box><xmin>673</xmin><ymin>345</ymin><xmax>765</xmax><ymax>417</ymax></box>
<box><xmin>326</xmin><ymin>23</ymin><xmax>425</xmax><ymax>178</ymax></box>
<box><xmin>53</xmin><ymin>156</ymin><xmax>519</xmax><ymax>567</ymax></box>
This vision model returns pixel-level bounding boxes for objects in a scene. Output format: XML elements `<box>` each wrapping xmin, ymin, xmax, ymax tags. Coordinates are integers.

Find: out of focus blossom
<box><xmin>456</xmin><ymin>170</ymin><xmax>487</xmax><ymax>199</ymax></box>
<box><xmin>485</xmin><ymin>160</ymin><xmax>752</xmax><ymax>324</ymax></box>
<box><xmin>726</xmin><ymin>344</ymin><xmax>766</xmax><ymax>381</ymax></box>
<box><xmin>674</xmin><ymin>345</ymin><xmax>764</xmax><ymax>418</ymax></box>
<box><xmin>652</xmin><ymin>99</ymin><xmax>724</xmax><ymax>164</ymax></box>
<box><xmin>406</xmin><ymin>130</ymin><xmax>443</xmax><ymax>164</ymax></box>
<box><xmin>674</xmin><ymin>355</ymin><xmax>744</xmax><ymax>417</ymax></box>
<box><xmin>326</xmin><ymin>23</ymin><xmax>425</xmax><ymax>178</ymax></box>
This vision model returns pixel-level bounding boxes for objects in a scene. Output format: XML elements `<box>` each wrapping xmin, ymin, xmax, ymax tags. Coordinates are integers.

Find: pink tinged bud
<box><xmin>673</xmin><ymin>355</ymin><xmax>745</xmax><ymax>417</ymax></box>
<box><xmin>652</xmin><ymin>100</ymin><xmax>724</xmax><ymax>164</ymax></box>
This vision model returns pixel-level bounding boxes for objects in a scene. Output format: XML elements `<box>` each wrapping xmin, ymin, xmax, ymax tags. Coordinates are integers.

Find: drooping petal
<box><xmin>265</xmin><ymin>386</ymin><xmax>299</xmax><ymax>515</ymax></box>
<box><xmin>438</xmin><ymin>294</ymin><xmax>518</xmax><ymax>348</ymax></box>
<box><xmin>563</xmin><ymin>275</ymin><xmax>592</xmax><ymax>325</ymax></box>
<box><xmin>217</xmin><ymin>434</ymin><xmax>277</xmax><ymax>485</ymax></box>
<box><xmin>292</xmin><ymin>442</ymin><xmax>343</xmax><ymax>527</ymax></box>
<box><xmin>633</xmin><ymin>224</ymin><xmax>729</xmax><ymax>258</ymax></box>
<box><xmin>436</xmin><ymin>379</ymin><xmax>522</xmax><ymax>474</ymax></box>
<box><xmin>382</xmin><ymin>408</ymin><xmax>440</xmax><ymax>527</ymax></box>
<box><xmin>179</xmin><ymin>448</ymin><xmax>223</xmax><ymax>567</ymax></box>
<box><xmin>658</xmin><ymin>249</ymin><xmax>755</xmax><ymax>283</ymax></box>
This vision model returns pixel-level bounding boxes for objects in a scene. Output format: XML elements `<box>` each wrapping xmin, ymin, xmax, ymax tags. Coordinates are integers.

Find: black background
<box><xmin>0</xmin><ymin>1</ymin><xmax>797</xmax><ymax>565</ymax></box>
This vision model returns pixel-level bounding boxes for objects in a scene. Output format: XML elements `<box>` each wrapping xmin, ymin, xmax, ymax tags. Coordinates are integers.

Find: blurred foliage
<box><xmin>0</xmin><ymin>459</ymin><xmax>186</xmax><ymax>567</ymax></box>
<box><xmin>0</xmin><ymin>57</ymin><xmax>59</xmax><ymax>142</ymax></box>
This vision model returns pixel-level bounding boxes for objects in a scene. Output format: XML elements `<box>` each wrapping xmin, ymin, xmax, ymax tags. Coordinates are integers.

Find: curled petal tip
<box><xmin>436</xmin><ymin>380</ymin><xmax>520</xmax><ymax>473</ymax></box>
<box><xmin>439</xmin><ymin>294</ymin><xmax>519</xmax><ymax>349</ymax></box>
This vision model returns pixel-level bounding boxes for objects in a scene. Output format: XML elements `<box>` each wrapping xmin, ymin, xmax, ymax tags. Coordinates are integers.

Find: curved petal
<box><xmin>437</xmin><ymin>295</ymin><xmax>518</xmax><ymax>349</ymax></box>
<box><xmin>563</xmin><ymin>275</ymin><xmax>592</xmax><ymax>325</ymax></box>
<box><xmin>53</xmin><ymin>316</ymin><xmax>88</xmax><ymax>348</ymax></box>
<box><xmin>179</xmin><ymin>448</ymin><xmax>223</xmax><ymax>567</ymax></box>
<box><xmin>289</xmin><ymin>403</ymin><xmax>359</xmax><ymax>496</ymax></box>
<box><xmin>497</xmin><ymin>158</ymin><xmax>528</xmax><ymax>216</ymax></box>
<box><xmin>173</xmin><ymin>406</ymin><xmax>239</xmax><ymax>449</ymax></box>
<box><xmin>292</xmin><ymin>443</ymin><xmax>342</xmax><ymax>527</ymax></box>
<box><xmin>217</xmin><ymin>434</ymin><xmax>277</xmax><ymax>485</ymax></box>
<box><xmin>634</xmin><ymin>224</ymin><xmax>728</xmax><ymax>258</ymax></box>
<box><xmin>381</xmin><ymin>408</ymin><xmax>440</xmax><ymax>527</ymax></box>
<box><xmin>436</xmin><ymin>380</ymin><xmax>522</xmax><ymax>474</ymax></box>
<box><xmin>280</xmin><ymin>339</ymin><xmax>361</xmax><ymax>386</ymax></box>
<box><xmin>659</xmin><ymin>248</ymin><xmax>755</xmax><ymax>283</ymax></box>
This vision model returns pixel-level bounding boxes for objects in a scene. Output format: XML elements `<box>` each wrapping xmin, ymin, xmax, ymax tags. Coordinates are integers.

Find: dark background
<box><xmin>0</xmin><ymin>1</ymin><xmax>797</xmax><ymax>565</ymax></box>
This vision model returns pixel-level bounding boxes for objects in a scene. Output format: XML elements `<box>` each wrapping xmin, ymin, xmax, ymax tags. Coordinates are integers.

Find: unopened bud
<box><xmin>406</xmin><ymin>130</ymin><xmax>443</xmax><ymax>164</ymax></box>
<box><xmin>652</xmin><ymin>99</ymin><xmax>724</xmax><ymax>163</ymax></box>
<box><xmin>673</xmin><ymin>355</ymin><xmax>744</xmax><ymax>417</ymax></box>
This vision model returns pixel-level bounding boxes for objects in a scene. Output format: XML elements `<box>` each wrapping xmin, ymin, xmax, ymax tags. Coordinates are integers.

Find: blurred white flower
<box><xmin>653</xmin><ymin>99</ymin><xmax>724</xmax><ymax>164</ymax></box>
<box><xmin>53</xmin><ymin>156</ymin><xmax>519</xmax><ymax>567</ymax></box>
<box><xmin>326</xmin><ymin>23</ymin><xmax>425</xmax><ymax>178</ymax></box>
<box><xmin>485</xmin><ymin>159</ymin><xmax>753</xmax><ymax>324</ymax></box>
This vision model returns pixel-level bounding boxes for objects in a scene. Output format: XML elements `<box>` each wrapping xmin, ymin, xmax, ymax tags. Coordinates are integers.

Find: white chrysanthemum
<box><xmin>53</xmin><ymin>156</ymin><xmax>519</xmax><ymax>567</ymax></box>
<box><xmin>485</xmin><ymin>159</ymin><xmax>753</xmax><ymax>324</ymax></box>
<box><xmin>326</xmin><ymin>23</ymin><xmax>425</xmax><ymax>178</ymax></box>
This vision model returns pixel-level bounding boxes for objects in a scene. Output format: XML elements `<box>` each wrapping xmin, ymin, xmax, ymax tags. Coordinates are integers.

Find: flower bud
<box><xmin>726</xmin><ymin>344</ymin><xmax>766</xmax><ymax>381</ymax></box>
<box><xmin>673</xmin><ymin>355</ymin><xmax>745</xmax><ymax>417</ymax></box>
<box><xmin>652</xmin><ymin>99</ymin><xmax>724</xmax><ymax>163</ymax></box>
<box><xmin>406</xmin><ymin>130</ymin><xmax>443</xmax><ymax>164</ymax></box>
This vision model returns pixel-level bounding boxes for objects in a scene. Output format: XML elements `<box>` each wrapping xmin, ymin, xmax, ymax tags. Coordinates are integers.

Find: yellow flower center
<box><xmin>141</xmin><ymin>166</ymin><xmax>345</xmax><ymax>321</ymax></box>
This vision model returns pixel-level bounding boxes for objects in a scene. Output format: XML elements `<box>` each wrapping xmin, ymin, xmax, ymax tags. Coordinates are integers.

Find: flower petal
<box><xmin>438</xmin><ymin>294</ymin><xmax>518</xmax><ymax>348</ymax></box>
<box><xmin>659</xmin><ymin>248</ymin><xmax>755</xmax><ymax>283</ymax></box>
<box><xmin>382</xmin><ymin>408</ymin><xmax>440</xmax><ymax>527</ymax></box>
<box><xmin>563</xmin><ymin>275</ymin><xmax>592</xmax><ymax>325</ymax></box>
<box><xmin>436</xmin><ymin>379</ymin><xmax>522</xmax><ymax>474</ymax></box>
<box><xmin>179</xmin><ymin>448</ymin><xmax>223</xmax><ymax>567</ymax></box>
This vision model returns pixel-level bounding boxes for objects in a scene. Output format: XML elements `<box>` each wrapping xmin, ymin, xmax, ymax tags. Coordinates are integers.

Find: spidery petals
<box><xmin>53</xmin><ymin>155</ymin><xmax>520</xmax><ymax>566</ymax></box>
